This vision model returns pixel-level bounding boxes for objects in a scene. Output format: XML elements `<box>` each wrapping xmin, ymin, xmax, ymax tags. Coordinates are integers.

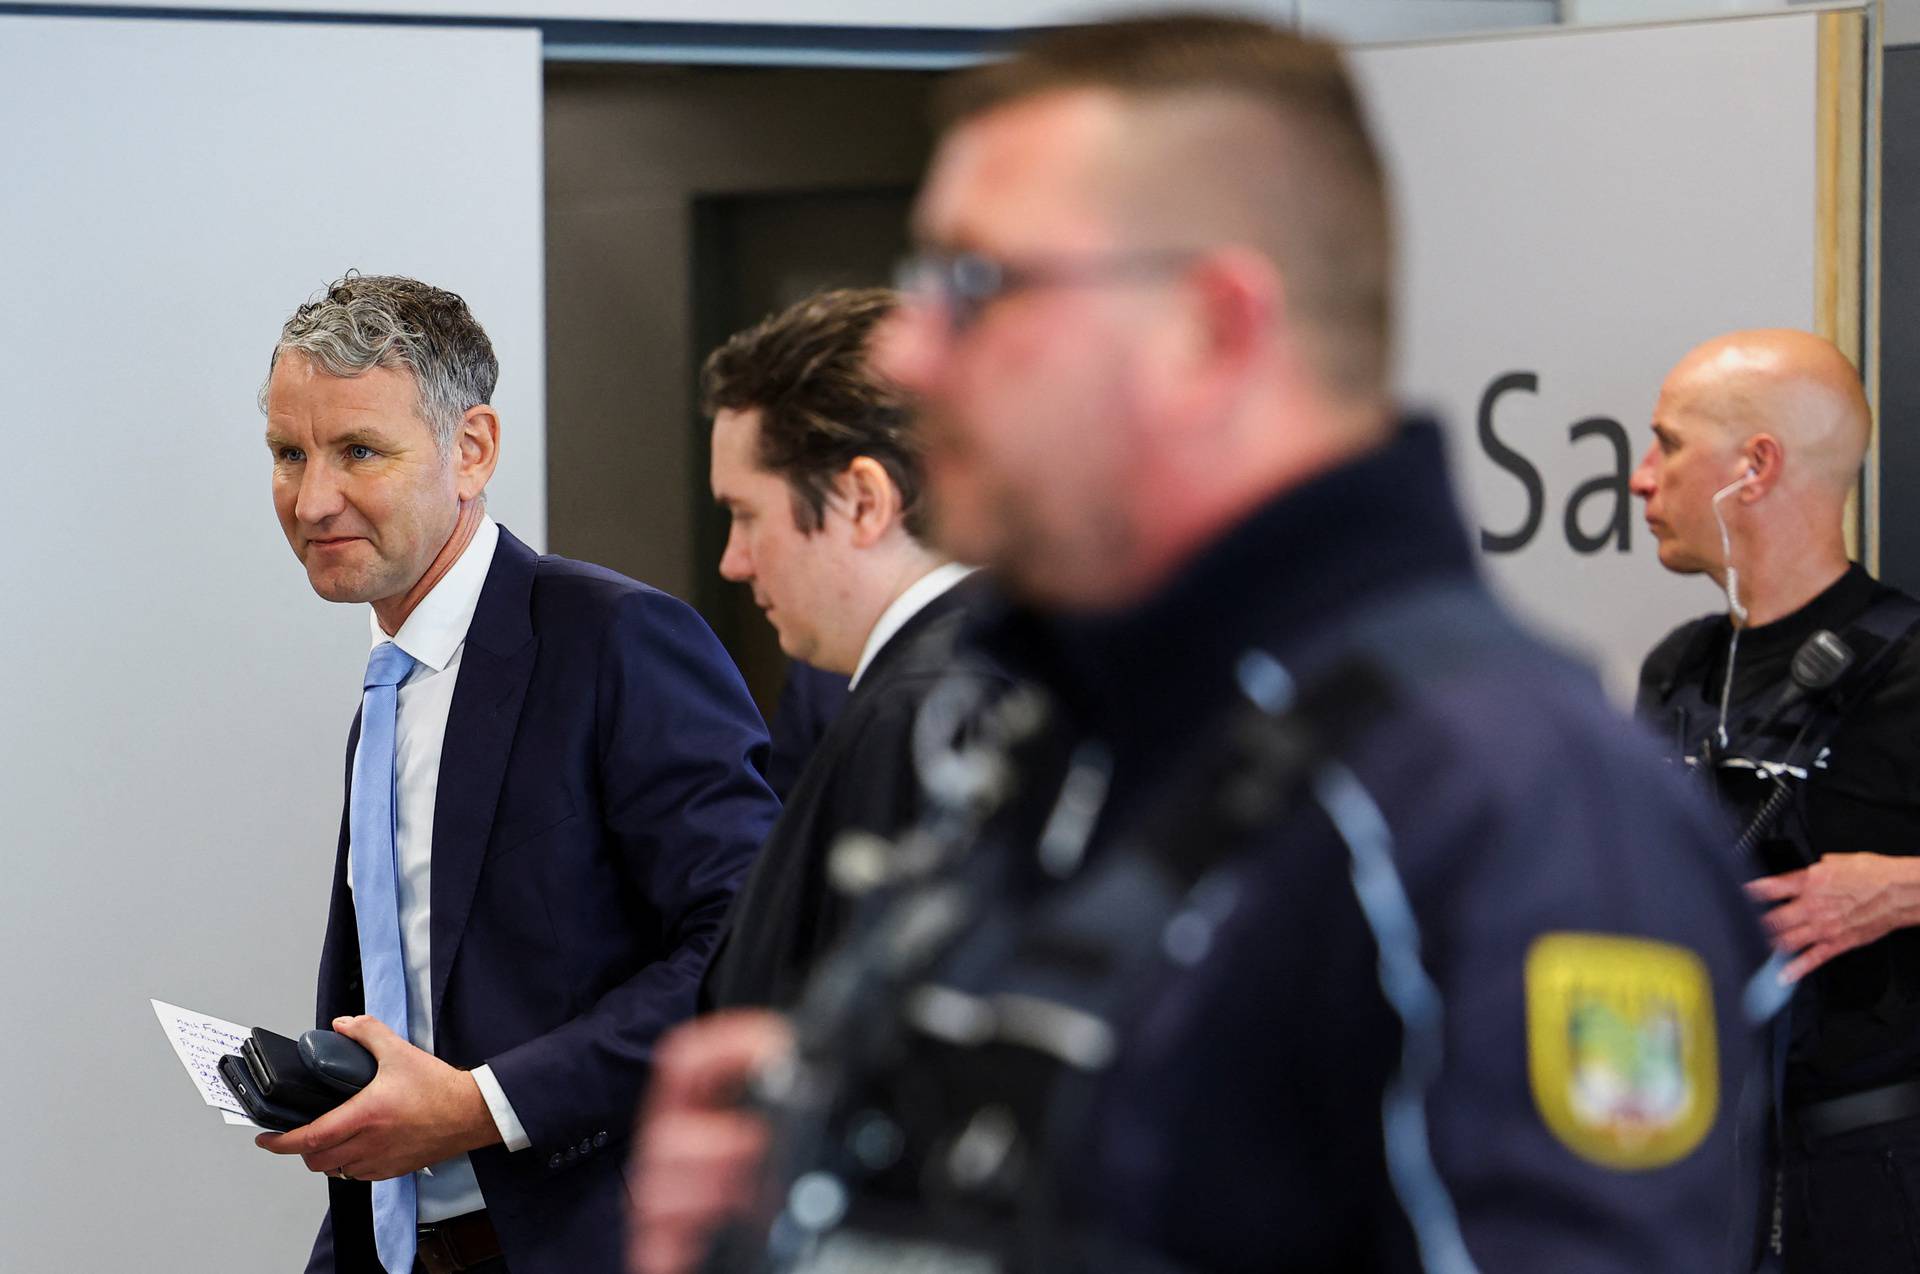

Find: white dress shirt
<box><xmin>849</xmin><ymin>562</ymin><xmax>977</xmax><ymax>690</ymax></box>
<box><xmin>353</xmin><ymin>513</ymin><xmax>530</xmax><ymax>1223</ymax></box>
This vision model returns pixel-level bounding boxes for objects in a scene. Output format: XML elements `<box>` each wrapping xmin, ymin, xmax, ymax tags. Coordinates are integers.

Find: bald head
<box><xmin>1633</xmin><ymin>328</ymin><xmax>1866</xmax><ymax>605</ymax></box>
<box><xmin>1658</xmin><ymin>329</ymin><xmax>1869</xmax><ymax>496</ymax></box>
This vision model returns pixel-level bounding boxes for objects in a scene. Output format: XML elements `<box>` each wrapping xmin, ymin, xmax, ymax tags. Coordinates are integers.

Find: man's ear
<box><xmin>1142</xmin><ymin>246</ymin><xmax>1276</xmax><ymax>437</ymax></box>
<box><xmin>839</xmin><ymin>456</ymin><xmax>902</xmax><ymax>548</ymax></box>
<box><xmin>1742</xmin><ymin>433</ymin><xmax>1782</xmax><ymax>499</ymax></box>
<box><xmin>454</xmin><ymin>404</ymin><xmax>501</xmax><ymax>501</ymax></box>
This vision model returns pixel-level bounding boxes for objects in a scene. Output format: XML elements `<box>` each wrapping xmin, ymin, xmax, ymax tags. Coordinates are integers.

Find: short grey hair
<box><xmin>261</xmin><ymin>272</ymin><xmax>499</xmax><ymax>450</ymax></box>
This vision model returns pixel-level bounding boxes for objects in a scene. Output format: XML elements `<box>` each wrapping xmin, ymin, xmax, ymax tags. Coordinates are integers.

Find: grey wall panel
<box><xmin>1879</xmin><ymin>0</ymin><xmax>1920</xmax><ymax>47</ymax></box>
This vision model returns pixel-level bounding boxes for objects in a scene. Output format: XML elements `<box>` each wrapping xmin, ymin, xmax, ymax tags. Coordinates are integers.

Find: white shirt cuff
<box><xmin>471</xmin><ymin>1064</ymin><xmax>532</xmax><ymax>1152</ymax></box>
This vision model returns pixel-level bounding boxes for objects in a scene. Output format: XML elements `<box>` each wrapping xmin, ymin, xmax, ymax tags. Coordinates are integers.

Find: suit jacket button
<box><xmin>548</xmin><ymin>1152</ymin><xmax>562</xmax><ymax>1169</ymax></box>
<box><xmin>580</xmin><ymin>1138</ymin><xmax>592</xmax><ymax>1155</ymax></box>
<box><xmin>565</xmin><ymin>1147</ymin><xmax>579</xmax><ymax>1163</ymax></box>
<box><xmin>594</xmin><ymin>1131</ymin><xmax>609</xmax><ymax>1148</ymax></box>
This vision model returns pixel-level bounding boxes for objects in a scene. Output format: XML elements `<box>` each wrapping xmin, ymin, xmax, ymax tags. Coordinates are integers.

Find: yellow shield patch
<box><xmin>1524</xmin><ymin>932</ymin><xmax>1718</xmax><ymax>1170</ymax></box>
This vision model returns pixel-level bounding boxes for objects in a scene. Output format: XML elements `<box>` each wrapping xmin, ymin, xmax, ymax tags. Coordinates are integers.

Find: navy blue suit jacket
<box><xmin>306</xmin><ymin>528</ymin><xmax>777</xmax><ymax>1274</ymax></box>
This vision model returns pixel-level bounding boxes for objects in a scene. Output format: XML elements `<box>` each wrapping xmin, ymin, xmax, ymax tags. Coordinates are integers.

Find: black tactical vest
<box><xmin>1645</xmin><ymin>594</ymin><xmax>1920</xmax><ymax>878</ymax></box>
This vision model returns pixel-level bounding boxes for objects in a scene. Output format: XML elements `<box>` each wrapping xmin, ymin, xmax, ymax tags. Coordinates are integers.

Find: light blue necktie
<box><xmin>350</xmin><ymin>640</ymin><xmax>418</xmax><ymax>1274</ymax></box>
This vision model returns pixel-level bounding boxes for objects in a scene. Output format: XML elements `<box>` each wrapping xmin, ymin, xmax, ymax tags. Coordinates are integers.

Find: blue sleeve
<box><xmin>484</xmin><ymin>587</ymin><xmax>778</xmax><ymax>1148</ymax></box>
<box><xmin>1393</xmin><ymin>688</ymin><xmax>1766</xmax><ymax>1272</ymax></box>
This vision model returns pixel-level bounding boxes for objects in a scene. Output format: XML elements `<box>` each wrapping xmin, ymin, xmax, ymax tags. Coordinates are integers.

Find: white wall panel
<box><xmin>0</xmin><ymin>15</ymin><xmax>543</xmax><ymax>1269</ymax></box>
<box><xmin>1354</xmin><ymin>12</ymin><xmax>1829</xmax><ymax>696</ymax></box>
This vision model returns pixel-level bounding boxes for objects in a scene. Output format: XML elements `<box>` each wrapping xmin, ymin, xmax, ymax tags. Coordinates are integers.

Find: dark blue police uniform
<box><xmin>764</xmin><ymin>421</ymin><xmax>1766</xmax><ymax>1274</ymax></box>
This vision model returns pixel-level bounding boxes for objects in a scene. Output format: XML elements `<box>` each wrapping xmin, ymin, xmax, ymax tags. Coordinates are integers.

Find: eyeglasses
<box><xmin>893</xmin><ymin>247</ymin><xmax>1199</xmax><ymax>332</ymax></box>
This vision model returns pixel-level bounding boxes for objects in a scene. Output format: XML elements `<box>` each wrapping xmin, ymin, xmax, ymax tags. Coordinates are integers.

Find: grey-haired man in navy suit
<box><xmin>253</xmin><ymin>273</ymin><xmax>778</xmax><ymax>1274</ymax></box>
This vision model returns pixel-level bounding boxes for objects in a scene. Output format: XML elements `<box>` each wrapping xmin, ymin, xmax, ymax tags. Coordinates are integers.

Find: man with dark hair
<box><xmin>697</xmin><ymin>287</ymin><xmax>995</xmax><ymax>1010</ymax></box>
<box><xmin>252</xmin><ymin>273</ymin><xmax>777</xmax><ymax>1274</ymax></box>
<box><xmin>633</xmin><ymin>18</ymin><xmax>1762</xmax><ymax>1274</ymax></box>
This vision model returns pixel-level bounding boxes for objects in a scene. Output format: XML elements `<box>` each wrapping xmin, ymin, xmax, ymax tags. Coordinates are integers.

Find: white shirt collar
<box><xmin>849</xmin><ymin>562</ymin><xmax>976</xmax><ymax>690</ymax></box>
<box><xmin>367</xmin><ymin>514</ymin><xmax>501</xmax><ymax>673</ymax></box>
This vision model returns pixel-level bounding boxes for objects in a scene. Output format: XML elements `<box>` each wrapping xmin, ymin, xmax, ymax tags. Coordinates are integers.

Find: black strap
<box><xmin>1731</xmin><ymin>593</ymin><xmax>1920</xmax><ymax>861</ymax></box>
<box><xmin>1758</xmin><ymin>593</ymin><xmax>1920</xmax><ymax>769</ymax></box>
<box><xmin>1819</xmin><ymin>593</ymin><xmax>1920</xmax><ymax>721</ymax></box>
<box><xmin>1795</xmin><ymin>1078</ymin><xmax>1920</xmax><ymax>1141</ymax></box>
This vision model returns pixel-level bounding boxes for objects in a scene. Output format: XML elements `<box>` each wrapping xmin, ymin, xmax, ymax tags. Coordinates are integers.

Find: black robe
<box><xmin>701</xmin><ymin>573</ymin><xmax>1003</xmax><ymax>1010</ymax></box>
<box><xmin>764</xmin><ymin>661</ymin><xmax>851</xmax><ymax>802</ymax></box>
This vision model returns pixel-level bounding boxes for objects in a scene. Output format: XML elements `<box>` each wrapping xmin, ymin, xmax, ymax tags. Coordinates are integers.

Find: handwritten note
<box><xmin>150</xmin><ymin>998</ymin><xmax>255</xmax><ymax>1122</ymax></box>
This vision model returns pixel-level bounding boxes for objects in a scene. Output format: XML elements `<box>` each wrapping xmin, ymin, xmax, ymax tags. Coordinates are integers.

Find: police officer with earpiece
<box><xmin>1634</xmin><ymin>328</ymin><xmax>1920</xmax><ymax>1273</ymax></box>
<box><xmin>629</xmin><ymin>17</ymin><xmax>1767</xmax><ymax>1274</ymax></box>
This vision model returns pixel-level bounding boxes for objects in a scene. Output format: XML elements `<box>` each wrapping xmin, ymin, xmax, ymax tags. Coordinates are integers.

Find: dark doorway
<box><xmin>1880</xmin><ymin>46</ymin><xmax>1920</xmax><ymax>593</ymax></box>
<box><xmin>690</xmin><ymin>186</ymin><xmax>915</xmax><ymax>711</ymax></box>
<box><xmin>545</xmin><ymin>64</ymin><xmax>936</xmax><ymax>714</ymax></box>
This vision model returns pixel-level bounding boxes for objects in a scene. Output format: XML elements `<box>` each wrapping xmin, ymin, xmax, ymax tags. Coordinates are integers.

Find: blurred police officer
<box><xmin>698</xmin><ymin>288</ymin><xmax>995</xmax><ymax>1010</ymax></box>
<box><xmin>1634</xmin><ymin>329</ymin><xmax>1920</xmax><ymax>1273</ymax></box>
<box><xmin>632</xmin><ymin>16</ymin><xmax>1765</xmax><ymax>1274</ymax></box>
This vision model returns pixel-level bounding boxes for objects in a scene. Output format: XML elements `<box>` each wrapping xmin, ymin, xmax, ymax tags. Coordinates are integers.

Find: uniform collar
<box><xmin>973</xmin><ymin>418</ymin><xmax>1477</xmax><ymax>741</ymax></box>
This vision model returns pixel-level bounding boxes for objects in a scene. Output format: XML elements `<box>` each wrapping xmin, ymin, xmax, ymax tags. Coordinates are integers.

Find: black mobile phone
<box><xmin>218</xmin><ymin>1052</ymin><xmax>311</xmax><ymax>1133</ymax></box>
<box><xmin>243</xmin><ymin>1029</ymin><xmax>339</xmax><ymax>1108</ymax></box>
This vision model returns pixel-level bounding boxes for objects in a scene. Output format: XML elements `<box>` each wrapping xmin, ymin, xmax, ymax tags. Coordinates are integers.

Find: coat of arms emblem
<box><xmin>1525</xmin><ymin>932</ymin><xmax>1719</xmax><ymax>1169</ymax></box>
